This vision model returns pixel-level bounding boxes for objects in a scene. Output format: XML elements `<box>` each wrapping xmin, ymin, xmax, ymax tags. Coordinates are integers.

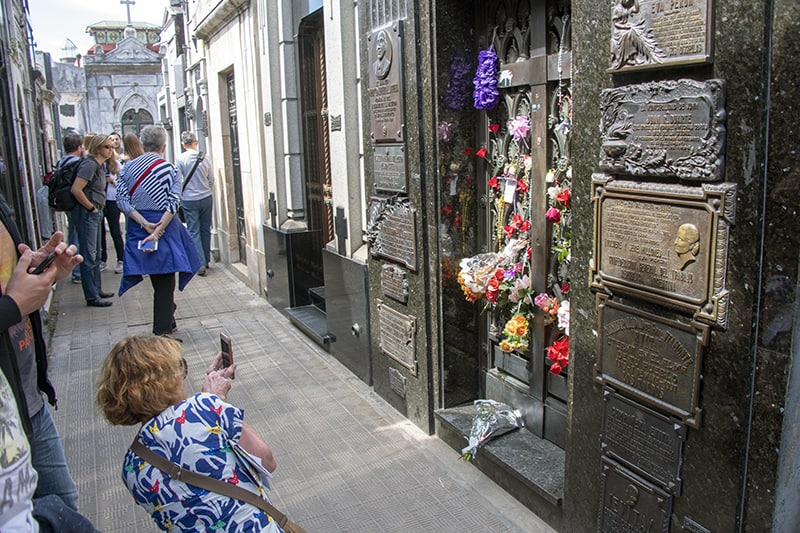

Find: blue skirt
<box><xmin>119</xmin><ymin>210</ymin><xmax>202</xmax><ymax>296</ymax></box>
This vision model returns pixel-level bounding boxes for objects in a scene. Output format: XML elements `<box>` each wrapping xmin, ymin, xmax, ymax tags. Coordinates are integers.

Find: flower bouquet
<box><xmin>461</xmin><ymin>399</ymin><xmax>524</xmax><ymax>461</ymax></box>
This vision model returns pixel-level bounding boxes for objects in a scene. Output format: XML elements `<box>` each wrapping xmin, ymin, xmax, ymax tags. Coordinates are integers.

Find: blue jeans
<box><xmin>182</xmin><ymin>195</ymin><xmax>213</xmax><ymax>266</ymax></box>
<box><xmin>77</xmin><ymin>207</ymin><xmax>104</xmax><ymax>301</ymax></box>
<box><xmin>30</xmin><ymin>406</ymin><xmax>79</xmax><ymax>511</ymax></box>
<box><xmin>67</xmin><ymin>207</ymin><xmax>81</xmax><ymax>280</ymax></box>
<box><xmin>33</xmin><ymin>495</ymin><xmax>99</xmax><ymax>532</ymax></box>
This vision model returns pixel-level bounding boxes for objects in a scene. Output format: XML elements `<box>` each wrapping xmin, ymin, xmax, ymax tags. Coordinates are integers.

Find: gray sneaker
<box><xmin>114</xmin><ymin>261</ymin><xmax>123</xmax><ymax>274</ymax></box>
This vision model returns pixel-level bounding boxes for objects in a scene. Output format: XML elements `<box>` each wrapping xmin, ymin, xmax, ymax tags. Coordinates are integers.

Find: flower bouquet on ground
<box><xmin>460</xmin><ymin>399</ymin><xmax>524</xmax><ymax>461</ymax></box>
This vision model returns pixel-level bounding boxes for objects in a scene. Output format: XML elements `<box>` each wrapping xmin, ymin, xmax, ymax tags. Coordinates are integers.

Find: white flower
<box><xmin>546</xmin><ymin>169</ymin><xmax>556</xmax><ymax>183</ymax></box>
<box><xmin>557</xmin><ymin>300</ymin><xmax>570</xmax><ymax>336</ymax></box>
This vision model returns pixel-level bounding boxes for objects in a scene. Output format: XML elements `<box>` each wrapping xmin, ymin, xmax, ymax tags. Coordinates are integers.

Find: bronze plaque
<box><xmin>602</xmin><ymin>388</ymin><xmax>685</xmax><ymax>494</ymax></box>
<box><xmin>610</xmin><ymin>0</ymin><xmax>713</xmax><ymax>72</ymax></box>
<box><xmin>381</xmin><ymin>264</ymin><xmax>409</xmax><ymax>304</ymax></box>
<box><xmin>592</xmin><ymin>175</ymin><xmax>736</xmax><ymax>328</ymax></box>
<box><xmin>374</xmin><ymin>144</ymin><xmax>407</xmax><ymax>193</ymax></box>
<box><xmin>388</xmin><ymin>367</ymin><xmax>407</xmax><ymax>398</ymax></box>
<box><xmin>367</xmin><ymin>22</ymin><xmax>404</xmax><ymax>143</ymax></box>
<box><xmin>599</xmin><ymin>79</ymin><xmax>726</xmax><ymax>181</ymax></box>
<box><xmin>599</xmin><ymin>457</ymin><xmax>672</xmax><ymax>533</ymax></box>
<box><xmin>377</xmin><ymin>299</ymin><xmax>417</xmax><ymax>375</ymax></box>
<box><xmin>367</xmin><ymin>196</ymin><xmax>417</xmax><ymax>270</ymax></box>
<box><xmin>595</xmin><ymin>294</ymin><xmax>708</xmax><ymax>428</ymax></box>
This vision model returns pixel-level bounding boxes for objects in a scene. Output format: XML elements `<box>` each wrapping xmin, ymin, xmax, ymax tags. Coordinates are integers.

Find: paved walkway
<box><xmin>47</xmin><ymin>263</ymin><xmax>555</xmax><ymax>532</ymax></box>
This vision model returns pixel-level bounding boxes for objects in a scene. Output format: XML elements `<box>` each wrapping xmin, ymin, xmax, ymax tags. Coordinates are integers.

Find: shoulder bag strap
<box><xmin>129</xmin><ymin>440</ymin><xmax>290</xmax><ymax>528</ymax></box>
<box><xmin>181</xmin><ymin>152</ymin><xmax>205</xmax><ymax>193</ymax></box>
<box><xmin>128</xmin><ymin>158</ymin><xmax>165</xmax><ymax>196</ymax></box>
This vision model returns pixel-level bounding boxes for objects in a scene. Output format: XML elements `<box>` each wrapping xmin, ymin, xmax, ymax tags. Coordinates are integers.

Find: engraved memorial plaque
<box><xmin>367</xmin><ymin>22</ymin><xmax>404</xmax><ymax>143</ymax></box>
<box><xmin>377</xmin><ymin>299</ymin><xmax>417</xmax><ymax>375</ymax></box>
<box><xmin>599</xmin><ymin>457</ymin><xmax>672</xmax><ymax>533</ymax></box>
<box><xmin>602</xmin><ymin>388</ymin><xmax>685</xmax><ymax>494</ymax></box>
<box><xmin>381</xmin><ymin>264</ymin><xmax>409</xmax><ymax>304</ymax></box>
<box><xmin>595</xmin><ymin>294</ymin><xmax>709</xmax><ymax>428</ymax></box>
<box><xmin>367</xmin><ymin>196</ymin><xmax>417</xmax><ymax>270</ymax></box>
<box><xmin>610</xmin><ymin>0</ymin><xmax>713</xmax><ymax>72</ymax></box>
<box><xmin>388</xmin><ymin>367</ymin><xmax>407</xmax><ymax>398</ymax></box>
<box><xmin>374</xmin><ymin>144</ymin><xmax>407</xmax><ymax>193</ymax></box>
<box><xmin>592</xmin><ymin>175</ymin><xmax>735</xmax><ymax>328</ymax></box>
<box><xmin>599</xmin><ymin>79</ymin><xmax>726</xmax><ymax>181</ymax></box>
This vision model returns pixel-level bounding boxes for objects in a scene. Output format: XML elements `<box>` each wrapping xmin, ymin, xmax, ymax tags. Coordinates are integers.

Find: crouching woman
<box><xmin>96</xmin><ymin>335</ymin><xmax>284</xmax><ymax>532</ymax></box>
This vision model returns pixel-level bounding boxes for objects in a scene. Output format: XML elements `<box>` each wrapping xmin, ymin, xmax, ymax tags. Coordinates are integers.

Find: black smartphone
<box><xmin>220</xmin><ymin>332</ymin><xmax>234</xmax><ymax>379</ymax></box>
<box><xmin>29</xmin><ymin>251</ymin><xmax>57</xmax><ymax>275</ymax></box>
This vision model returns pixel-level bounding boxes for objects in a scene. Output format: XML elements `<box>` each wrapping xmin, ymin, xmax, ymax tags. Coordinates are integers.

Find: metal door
<box><xmin>226</xmin><ymin>71</ymin><xmax>247</xmax><ymax>264</ymax></box>
<box><xmin>478</xmin><ymin>0</ymin><xmax>572</xmax><ymax>445</ymax></box>
<box><xmin>297</xmin><ymin>10</ymin><xmax>332</xmax><ymax>285</ymax></box>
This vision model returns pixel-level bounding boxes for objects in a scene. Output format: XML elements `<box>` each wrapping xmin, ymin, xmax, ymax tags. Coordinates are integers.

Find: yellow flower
<box><xmin>499</xmin><ymin>340</ymin><xmax>514</xmax><ymax>353</ymax></box>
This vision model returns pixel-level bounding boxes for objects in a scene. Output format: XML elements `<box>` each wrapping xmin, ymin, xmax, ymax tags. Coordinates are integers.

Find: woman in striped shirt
<box><xmin>116</xmin><ymin>126</ymin><xmax>201</xmax><ymax>337</ymax></box>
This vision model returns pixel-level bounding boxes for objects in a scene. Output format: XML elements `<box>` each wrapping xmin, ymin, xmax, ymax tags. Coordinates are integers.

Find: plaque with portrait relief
<box><xmin>609</xmin><ymin>0</ymin><xmax>714</xmax><ymax>73</ymax></box>
<box><xmin>592</xmin><ymin>174</ymin><xmax>735</xmax><ymax>329</ymax></box>
<box><xmin>367</xmin><ymin>22</ymin><xmax>405</xmax><ymax>143</ymax></box>
<box><xmin>599</xmin><ymin>457</ymin><xmax>672</xmax><ymax>533</ymax></box>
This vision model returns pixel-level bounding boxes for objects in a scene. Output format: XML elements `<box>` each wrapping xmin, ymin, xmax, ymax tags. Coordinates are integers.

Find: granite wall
<box><xmin>565</xmin><ymin>1</ymin><xmax>797</xmax><ymax>531</ymax></box>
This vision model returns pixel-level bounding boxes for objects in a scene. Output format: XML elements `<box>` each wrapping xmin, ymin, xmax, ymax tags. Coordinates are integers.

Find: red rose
<box><xmin>519</xmin><ymin>220</ymin><xmax>531</xmax><ymax>232</ymax></box>
<box><xmin>546</xmin><ymin>208</ymin><xmax>561</xmax><ymax>223</ymax></box>
<box><xmin>463</xmin><ymin>147</ymin><xmax>475</xmax><ymax>157</ymax></box>
<box><xmin>561</xmin><ymin>282</ymin><xmax>570</xmax><ymax>294</ymax></box>
<box><xmin>453</xmin><ymin>214</ymin><xmax>462</xmax><ymax>228</ymax></box>
<box><xmin>494</xmin><ymin>268</ymin><xmax>505</xmax><ymax>281</ymax></box>
<box><xmin>488</xmin><ymin>176</ymin><xmax>500</xmax><ymax>189</ymax></box>
<box><xmin>485</xmin><ymin>278</ymin><xmax>500</xmax><ymax>302</ymax></box>
<box><xmin>549</xmin><ymin>363</ymin><xmax>563</xmax><ymax>375</ymax></box>
<box><xmin>517</xmin><ymin>180</ymin><xmax>529</xmax><ymax>193</ymax></box>
<box><xmin>441</xmin><ymin>204</ymin><xmax>453</xmax><ymax>216</ymax></box>
<box><xmin>476</xmin><ymin>147</ymin><xmax>487</xmax><ymax>159</ymax></box>
<box><xmin>488</xmin><ymin>123</ymin><xmax>500</xmax><ymax>134</ymax></box>
<box><xmin>556</xmin><ymin>189</ymin><xmax>571</xmax><ymax>208</ymax></box>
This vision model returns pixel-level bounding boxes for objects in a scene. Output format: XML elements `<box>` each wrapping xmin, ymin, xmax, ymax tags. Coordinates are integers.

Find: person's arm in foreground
<box><xmin>202</xmin><ymin>353</ymin><xmax>277</xmax><ymax>472</ymax></box>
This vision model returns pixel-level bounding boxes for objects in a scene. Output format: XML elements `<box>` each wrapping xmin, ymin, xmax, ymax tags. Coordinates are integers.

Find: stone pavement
<box><xmin>46</xmin><ymin>263</ymin><xmax>555</xmax><ymax>532</ymax></box>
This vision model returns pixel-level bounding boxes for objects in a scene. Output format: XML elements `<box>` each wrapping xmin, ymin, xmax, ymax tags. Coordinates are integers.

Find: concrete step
<box><xmin>285</xmin><ymin>304</ymin><xmax>336</xmax><ymax>348</ymax></box>
<box><xmin>434</xmin><ymin>404</ymin><xmax>564</xmax><ymax>531</ymax></box>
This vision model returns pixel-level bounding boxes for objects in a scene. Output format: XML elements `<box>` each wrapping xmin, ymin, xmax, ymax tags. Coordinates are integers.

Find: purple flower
<box><xmin>445</xmin><ymin>55</ymin><xmax>473</xmax><ymax>110</ymax></box>
<box><xmin>473</xmin><ymin>48</ymin><xmax>499</xmax><ymax>110</ymax></box>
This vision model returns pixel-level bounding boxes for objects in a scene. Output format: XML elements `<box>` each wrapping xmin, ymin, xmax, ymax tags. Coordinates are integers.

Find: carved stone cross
<box><xmin>120</xmin><ymin>0</ymin><xmax>135</xmax><ymax>26</ymax></box>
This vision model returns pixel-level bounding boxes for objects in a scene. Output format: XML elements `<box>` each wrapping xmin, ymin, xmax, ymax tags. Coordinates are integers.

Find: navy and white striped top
<box><xmin>116</xmin><ymin>153</ymin><xmax>182</xmax><ymax>216</ymax></box>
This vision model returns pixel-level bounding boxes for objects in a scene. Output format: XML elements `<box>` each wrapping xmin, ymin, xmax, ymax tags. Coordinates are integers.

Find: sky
<box><xmin>29</xmin><ymin>0</ymin><xmax>169</xmax><ymax>60</ymax></box>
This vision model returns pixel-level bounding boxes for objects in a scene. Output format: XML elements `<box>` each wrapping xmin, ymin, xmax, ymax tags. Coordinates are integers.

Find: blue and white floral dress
<box><xmin>124</xmin><ymin>393</ymin><xmax>283</xmax><ymax>532</ymax></box>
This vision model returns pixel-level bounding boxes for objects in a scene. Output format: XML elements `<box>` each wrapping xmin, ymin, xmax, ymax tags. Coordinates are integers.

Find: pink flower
<box><xmin>546</xmin><ymin>208</ymin><xmax>561</xmax><ymax>223</ymax></box>
<box><xmin>508</xmin><ymin>115</ymin><xmax>530</xmax><ymax>144</ymax></box>
<box><xmin>534</xmin><ymin>293</ymin><xmax>550</xmax><ymax>310</ymax></box>
<box><xmin>438</xmin><ymin>121</ymin><xmax>453</xmax><ymax>141</ymax></box>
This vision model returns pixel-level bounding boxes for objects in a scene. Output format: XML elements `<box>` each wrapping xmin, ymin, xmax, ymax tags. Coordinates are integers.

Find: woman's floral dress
<box><xmin>123</xmin><ymin>393</ymin><xmax>284</xmax><ymax>532</ymax></box>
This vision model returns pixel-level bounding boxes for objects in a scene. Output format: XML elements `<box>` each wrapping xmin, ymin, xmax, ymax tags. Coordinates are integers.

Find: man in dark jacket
<box><xmin>0</xmin><ymin>194</ymin><xmax>83</xmax><ymax>510</ymax></box>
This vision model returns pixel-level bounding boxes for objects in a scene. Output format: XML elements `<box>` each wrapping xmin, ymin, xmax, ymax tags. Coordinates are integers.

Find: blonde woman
<box><xmin>97</xmin><ymin>335</ymin><xmax>283</xmax><ymax>532</ymax></box>
<box><xmin>70</xmin><ymin>133</ymin><xmax>116</xmax><ymax>307</ymax></box>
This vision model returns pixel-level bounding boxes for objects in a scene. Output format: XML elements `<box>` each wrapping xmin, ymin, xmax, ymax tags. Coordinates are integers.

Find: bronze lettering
<box><xmin>599</xmin><ymin>458</ymin><xmax>672</xmax><ymax>533</ymax></box>
<box><xmin>377</xmin><ymin>300</ymin><xmax>417</xmax><ymax>375</ymax></box>
<box><xmin>595</xmin><ymin>294</ymin><xmax>708</xmax><ymax>427</ymax></box>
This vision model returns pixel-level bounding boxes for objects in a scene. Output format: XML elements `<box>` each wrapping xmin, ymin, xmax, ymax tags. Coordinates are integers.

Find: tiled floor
<box><xmin>46</xmin><ymin>264</ymin><xmax>555</xmax><ymax>532</ymax></box>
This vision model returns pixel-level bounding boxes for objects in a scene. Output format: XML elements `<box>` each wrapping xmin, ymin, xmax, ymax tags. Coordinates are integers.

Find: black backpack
<box><xmin>47</xmin><ymin>157</ymin><xmax>81</xmax><ymax>211</ymax></box>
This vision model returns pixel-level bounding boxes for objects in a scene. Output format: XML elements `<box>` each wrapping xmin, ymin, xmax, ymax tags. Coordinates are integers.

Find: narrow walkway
<box><xmin>47</xmin><ymin>264</ymin><xmax>555</xmax><ymax>532</ymax></box>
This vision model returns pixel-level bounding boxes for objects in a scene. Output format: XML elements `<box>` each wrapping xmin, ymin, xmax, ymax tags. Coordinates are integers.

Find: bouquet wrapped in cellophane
<box><xmin>460</xmin><ymin>400</ymin><xmax>524</xmax><ymax>461</ymax></box>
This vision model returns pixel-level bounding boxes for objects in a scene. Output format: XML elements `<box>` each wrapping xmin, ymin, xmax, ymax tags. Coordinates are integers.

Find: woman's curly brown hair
<box><xmin>97</xmin><ymin>335</ymin><xmax>186</xmax><ymax>425</ymax></box>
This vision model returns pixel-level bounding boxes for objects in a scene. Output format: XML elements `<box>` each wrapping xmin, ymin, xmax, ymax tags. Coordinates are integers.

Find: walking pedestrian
<box><xmin>176</xmin><ymin>131</ymin><xmax>214</xmax><ymax>276</ymax></box>
<box><xmin>71</xmin><ymin>134</ymin><xmax>116</xmax><ymax>307</ymax></box>
<box><xmin>116</xmin><ymin>126</ymin><xmax>200</xmax><ymax>336</ymax></box>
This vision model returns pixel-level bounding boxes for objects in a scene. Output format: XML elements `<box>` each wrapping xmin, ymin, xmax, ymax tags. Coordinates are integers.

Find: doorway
<box><xmin>226</xmin><ymin>71</ymin><xmax>247</xmax><ymax>264</ymax></box>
